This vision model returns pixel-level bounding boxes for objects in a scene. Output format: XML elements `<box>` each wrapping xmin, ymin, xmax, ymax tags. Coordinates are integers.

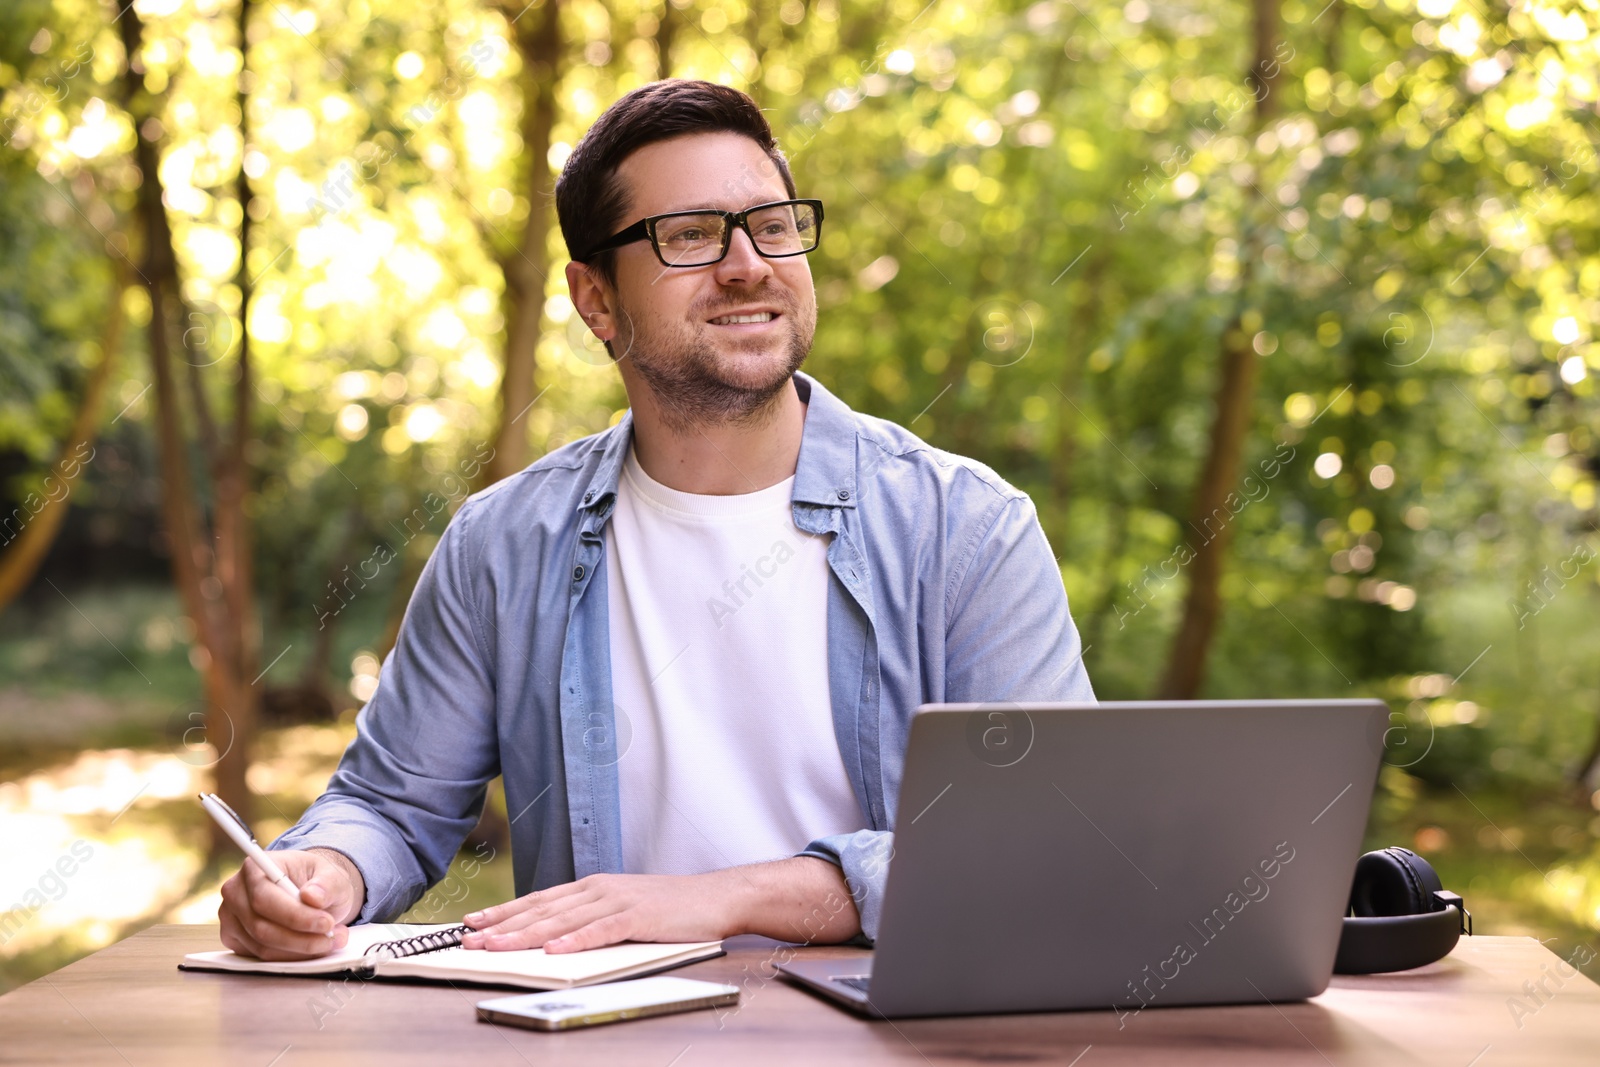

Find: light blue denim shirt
<box><xmin>273</xmin><ymin>372</ymin><xmax>1095</xmax><ymax>941</ymax></box>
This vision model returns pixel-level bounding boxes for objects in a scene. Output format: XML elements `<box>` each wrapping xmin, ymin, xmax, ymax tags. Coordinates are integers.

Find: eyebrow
<box><xmin>651</xmin><ymin>197</ymin><xmax>789</xmax><ymax>216</ymax></box>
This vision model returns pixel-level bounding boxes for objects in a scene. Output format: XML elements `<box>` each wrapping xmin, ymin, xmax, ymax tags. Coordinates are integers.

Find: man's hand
<box><xmin>217</xmin><ymin>848</ymin><xmax>366</xmax><ymax>961</ymax></box>
<box><xmin>461</xmin><ymin>856</ymin><xmax>860</xmax><ymax>953</ymax></box>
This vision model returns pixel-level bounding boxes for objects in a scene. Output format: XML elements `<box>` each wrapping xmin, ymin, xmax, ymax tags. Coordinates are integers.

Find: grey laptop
<box><xmin>777</xmin><ymin>699</ymin><xmax>1389</xmax><ymax>1018</ymax></box>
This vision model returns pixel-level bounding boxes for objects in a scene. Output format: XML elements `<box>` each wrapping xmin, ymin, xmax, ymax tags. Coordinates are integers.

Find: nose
<box><xmin>712</xmin><ymin>223</ymin><xmax>774</xmax><ymax>287</ymax></box>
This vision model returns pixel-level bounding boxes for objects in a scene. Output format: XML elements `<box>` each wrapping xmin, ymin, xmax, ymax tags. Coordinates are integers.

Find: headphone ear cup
<box><xmin>1337</xmin><ymin>847</ymin><xmax>1464</xmax><ymax>975</ymax></box>
<box><xmin>1348</xmin><ymin>847</ymin><xmax>1443</xmax><ymax>917</ymax></box>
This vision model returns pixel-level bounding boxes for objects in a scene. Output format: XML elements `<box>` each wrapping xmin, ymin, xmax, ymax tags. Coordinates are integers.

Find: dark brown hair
<box><xmin>555</xmin><ymin>79</ymin><xmax>797</xmax><ymax>283</ymax></box>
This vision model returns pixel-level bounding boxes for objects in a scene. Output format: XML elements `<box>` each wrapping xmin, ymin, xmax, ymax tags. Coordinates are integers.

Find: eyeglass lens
<box><xmin>653</xmin><ymin>202</ymin><xmax>819</xmax><ymax>267</ymax></box>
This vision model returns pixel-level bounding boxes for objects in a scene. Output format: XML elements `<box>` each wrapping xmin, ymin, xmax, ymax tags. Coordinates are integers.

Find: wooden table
<box><xmin>2</xmin><ymin>926</ymin><xmax>1595</xmax><ymax>1065</ymax></box>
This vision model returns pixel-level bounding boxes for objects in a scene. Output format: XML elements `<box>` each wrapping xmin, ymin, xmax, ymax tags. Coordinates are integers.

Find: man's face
<box><xmin>603</xmin><ymin>131</ymin><xmax>818</xmax><ymax>427</ymax></box>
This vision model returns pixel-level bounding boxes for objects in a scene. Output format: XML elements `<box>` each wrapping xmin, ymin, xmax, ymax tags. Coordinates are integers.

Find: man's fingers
<box><xmin>241</xmin><ymin>908</ymin><xmax>343</xmax><ymax>958</ymax></box>
<box><xmin>217</xmin><ymin>851</ymin><xmax>352</xmax><ymax>962</ymax></box>
<box><xmin>543</xmin><ymin>913</ymin><xmax>631</xmax><ymax>954</ymax></box>
<box><xmin>466</xmin><ymin>890</ymin><xmax>593</xmax><ymax>940</ymax></box>
<box><xmin>244</xmin><ymin>858</ymin><xmax>335</xmax><ymax>935</ymax></box>
<box><xmin>477</xmin><ymin>900</ymin><xmax>621</xmax><ymax>951</ymax></box>
<box><xmin>299</xmin><ymin>872</ymin><xmax>348</xmax><ymax>915</ymax></box>
<box><xmin>218</xmin><ymin>906</ymin><xmax>266</xmax><ymax>959</ymax></box>
<box><xmin>464</xmin><ymin>881</ymin><xmax>585</xmax><ymax>931</ymax></box>
<box><xmin>218</xmin><ymin>870</ymin><xmax>246</xmax><ymax>912</ymax></box>
<box><xmin>223</xmin><ymin>886</ymin><xmax>347</xmax><ymax>961</ymax></box>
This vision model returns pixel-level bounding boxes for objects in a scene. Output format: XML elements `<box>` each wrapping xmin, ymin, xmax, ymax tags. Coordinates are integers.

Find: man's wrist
<box><xmin>718</xmin><ymin>857</ymin><xmax>860</xmax><ymax>943</ymax></box>
<box><xmin>306</xmin><ymin>847</ymin><xmax>366</xmax><ymax>923</ymax></box>
<box><xmin>710</xmin><ymin>865</ymin><xmax>760</xmax><ymax>940</ymax></box>
<box><xmin>785</xmin><ymin>856</ymin><xmax>860</xmax><ymax>943</ymax></box>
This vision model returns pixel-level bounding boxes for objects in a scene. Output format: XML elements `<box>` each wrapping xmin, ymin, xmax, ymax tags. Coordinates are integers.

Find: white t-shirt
<box><xmin>605</xmin><ymin>446</ymin><xmax>868</xmax><ymax>876</ymax></box>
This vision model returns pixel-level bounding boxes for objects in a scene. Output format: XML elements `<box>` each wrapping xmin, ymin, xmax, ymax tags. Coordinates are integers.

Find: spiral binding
<box><xmin>364</xmin><ymin>924</ymin><xmax>469</xmax><ymax>960</ymax></box>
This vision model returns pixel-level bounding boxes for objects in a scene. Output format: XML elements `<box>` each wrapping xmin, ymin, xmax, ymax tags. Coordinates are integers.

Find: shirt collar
<box><xmin>789</xmin><ymin>371</ymin><xmax>858</xmax><ymax>509</ymax></box>
<box><xmin>576</xmin><ymin>370</ymin><xmax>857</xmax><ymax>516</ymax></box>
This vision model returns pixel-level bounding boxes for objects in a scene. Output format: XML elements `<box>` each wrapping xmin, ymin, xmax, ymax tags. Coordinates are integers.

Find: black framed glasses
<box><xmin>582</xmin><ymin>199</ymin><xmax>825</xmax><ymax>268</ymax></box>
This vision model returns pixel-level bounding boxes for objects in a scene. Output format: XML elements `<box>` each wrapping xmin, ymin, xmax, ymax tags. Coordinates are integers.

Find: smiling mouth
<box><xmin>708</xmin><ymin>312</ymin><xmax>778</xmax><ymax>325</ymax></box>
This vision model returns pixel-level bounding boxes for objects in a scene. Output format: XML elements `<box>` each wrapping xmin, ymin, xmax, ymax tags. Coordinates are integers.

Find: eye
<box><xmin>658</xmin><ymin>220</ymin><xmax>719</xmax><ymax>245</ymax></box>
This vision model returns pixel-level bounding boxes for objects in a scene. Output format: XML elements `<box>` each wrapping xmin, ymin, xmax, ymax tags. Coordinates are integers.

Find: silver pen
<box><xmin>198</xmin><ymin>792</ymin><xmax>300</xmax><ymax>898</ymax></box>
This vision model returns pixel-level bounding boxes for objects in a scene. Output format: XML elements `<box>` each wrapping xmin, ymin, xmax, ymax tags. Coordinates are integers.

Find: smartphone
<box><xmin>476</xmin><ymin>976</ymin><xmax>740</xmax><ymax>1031</ymax></box>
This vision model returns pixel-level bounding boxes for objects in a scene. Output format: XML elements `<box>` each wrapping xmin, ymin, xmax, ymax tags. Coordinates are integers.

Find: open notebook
<box><xmin>180</xmin><ymin>923</ymin><xmax>724</xmax><ymax>990</ymax></box>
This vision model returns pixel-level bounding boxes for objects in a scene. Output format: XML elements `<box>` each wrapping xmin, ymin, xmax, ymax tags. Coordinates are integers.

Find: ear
<box><xmin>566</xmin><ymin>260</ymin><xmax>615</xmax><ymax>341</ymax></box>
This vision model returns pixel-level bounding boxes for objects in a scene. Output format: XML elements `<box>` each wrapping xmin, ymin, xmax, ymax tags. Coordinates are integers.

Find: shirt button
<box><xmin>583</xmin><ymin>491</ymin><xmax>594</xmax><ymax>503</ymax></box>
<box><xmin>837</xmin><ymin>489</ymin><xmax>850</xmax><ymax>501</ymax></box>
<box><xmin>573</xmin><ymin>565</ymin><xmax>585</xmax><ymax>581</ymax></box>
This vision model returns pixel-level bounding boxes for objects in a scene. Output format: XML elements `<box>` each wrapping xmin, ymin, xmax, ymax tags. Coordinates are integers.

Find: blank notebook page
<box><xmin>379</xmin><ymin>940</ymin><xmax>723</xmax><ymax>986</ymax></box>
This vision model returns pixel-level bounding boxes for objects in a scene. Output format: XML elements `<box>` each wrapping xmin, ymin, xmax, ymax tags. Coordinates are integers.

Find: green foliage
<box><xmin>780</xmin><ymin>0</ymin><xmax>1599</xmax><ymax>716</ymax></box>
<box><xmin>0</xmin><ymin>0</ymin><xmax>1593</xmax><ymax>756</ymax></box>
<box><xmin>0</xmin><ymin>154</ymin><xmax>110</xmax><ymax>469</ymax></box>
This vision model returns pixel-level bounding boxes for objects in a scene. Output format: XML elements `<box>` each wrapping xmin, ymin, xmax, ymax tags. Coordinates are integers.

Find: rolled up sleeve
<box><xmin>798</xmin><ymin>829</ymin><xmax>894</xmax><ymax>943</ymax></box>
<box><xmin>271</xmin><ymin>507</ymin><xmax>501</xmax><ymax>923</ymax></box>
<box><xmin>800</xmin><ymin>493</ymin><xmax>1094</xmax><ymax>944</ymax></box>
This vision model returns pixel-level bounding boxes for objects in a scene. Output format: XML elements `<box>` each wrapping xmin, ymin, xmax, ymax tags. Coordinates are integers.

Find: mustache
<box><xmin>694</xmin><ymin>285</ymin><xmax>799</xmax><ymax>319</ymax></box>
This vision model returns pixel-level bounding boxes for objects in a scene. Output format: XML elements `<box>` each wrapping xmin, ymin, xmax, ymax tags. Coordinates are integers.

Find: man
<box><xmin>219</xmin><ymin>80</ymin><xmax>1094</xmax><ymax>961</ymax></box>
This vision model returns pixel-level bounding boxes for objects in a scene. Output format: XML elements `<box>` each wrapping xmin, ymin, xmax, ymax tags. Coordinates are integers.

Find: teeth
<box><xmin>711</xmin><ymin>312</ymin><xmax>774</xmax><ymax>325</ymax></box>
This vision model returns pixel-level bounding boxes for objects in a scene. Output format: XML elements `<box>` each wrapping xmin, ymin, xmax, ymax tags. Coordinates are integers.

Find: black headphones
<box><xmin>1334</xmin><ymin>846</ymin><xmax>1473</xmax><ymax>974</ymax></box>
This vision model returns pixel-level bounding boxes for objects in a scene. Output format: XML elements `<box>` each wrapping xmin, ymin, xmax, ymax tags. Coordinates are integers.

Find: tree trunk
<box><xmin>214</xmin><ymin>0</ymin><xmax>262</xmax><ymax>801</ymax></box>
<box><xmin>118</xmin><ymin>2</ymin><xmax>259</xmax><ymax>856</ymax></box>
<box><xmin>483</xmin><ymin>0</ymin><xmax>563</xmax><ymax>485</ymax></box>
<box><xmin>1322</xmin><ymin>0</ymin><xmax>1344</xmax><ymax>73</ymax></box>
<box><xmin>1157</xmin><ymin>0</ymin><xmax>1283</xmax><ymax>699</ymax></box>
<box><xmin>0</xmin><ymin>263</ymin><xmax>124</xmax><ymax>612</ymax></box>
<box><xmin>655</xmin><ymin>0</ymin><xmax>676</xmax><ymax>78</ymax></box>
<box><xmin>1575</xmin><ymin>591</ymin><xmax>1600</xmax><ymax>789</ymax></box>
<box><xmin>1576</xmin><ymin>696</ymin><xmax>1600</xmax><ymax>791</ymax></box>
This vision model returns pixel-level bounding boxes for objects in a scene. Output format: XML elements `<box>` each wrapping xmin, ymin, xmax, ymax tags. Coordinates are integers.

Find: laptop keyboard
<box><xmin>834</xmin><ymin>975</ymin><xmax>872</xmax><ymax>994</ymax></box>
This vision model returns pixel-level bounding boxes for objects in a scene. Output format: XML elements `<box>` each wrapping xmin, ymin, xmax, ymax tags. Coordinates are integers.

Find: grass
<box><xmin>0</xmin><ymin>581</ymin><xmax>393</xmax><ymax>780</ymax></box>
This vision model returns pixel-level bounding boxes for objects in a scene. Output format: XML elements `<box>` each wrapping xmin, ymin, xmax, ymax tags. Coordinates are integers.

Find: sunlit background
<box><xmin>4</xmin><ymin>0</ymin><xmax>1600</xmax><ymax>991</ymax></box>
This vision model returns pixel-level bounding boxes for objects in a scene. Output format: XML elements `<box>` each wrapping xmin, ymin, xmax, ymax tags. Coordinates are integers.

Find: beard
<box><xmin>614</xmin><ymin>282</ymin><xmax>816</xmax><ymax>433</ymax></box>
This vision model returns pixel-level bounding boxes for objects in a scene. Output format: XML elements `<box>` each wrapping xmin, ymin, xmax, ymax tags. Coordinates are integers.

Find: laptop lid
<box><xmin>860</xmin><ymin>700</ymin><xmax>1389</xmax><ymax>1018</ymax></box>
